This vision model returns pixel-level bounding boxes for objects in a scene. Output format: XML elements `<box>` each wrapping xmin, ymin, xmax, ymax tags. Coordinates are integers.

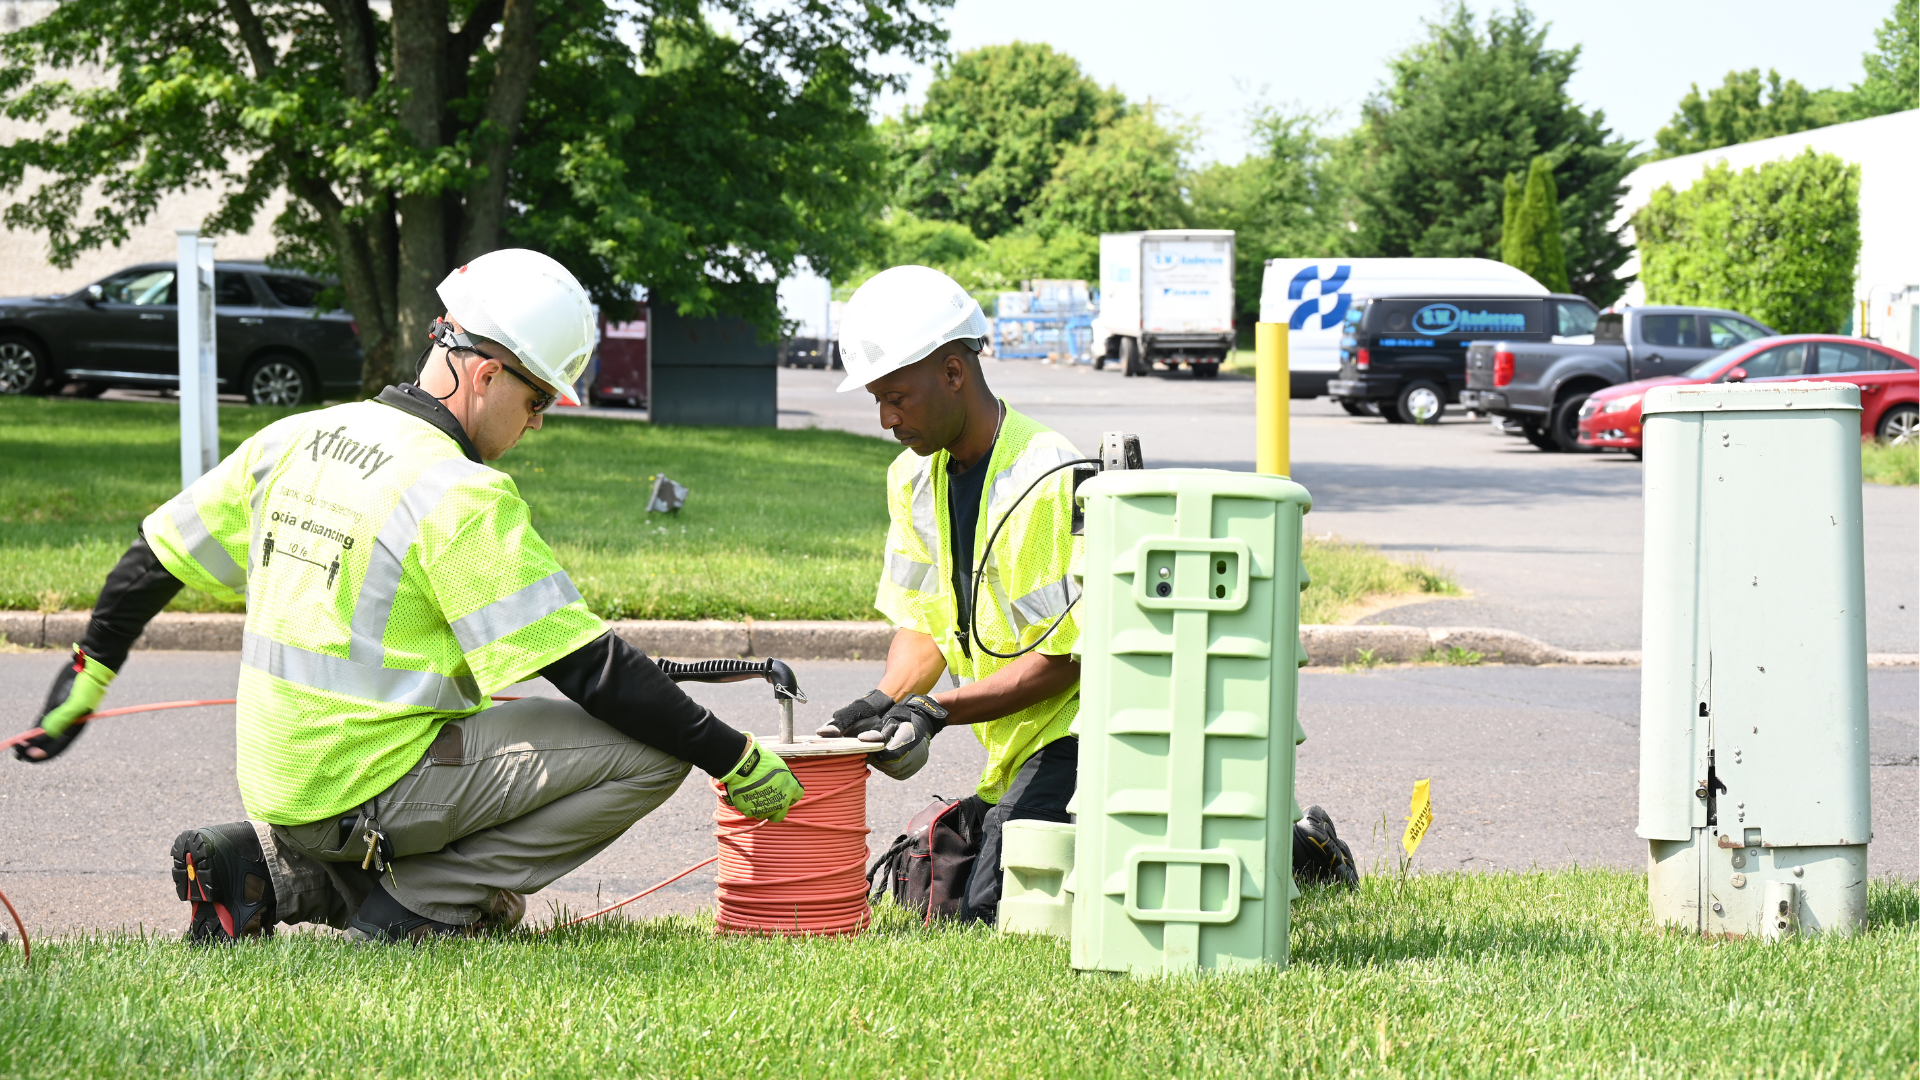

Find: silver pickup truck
<box><xmin>1460</xmin><ymin>306</ymin><xmax>1774</xmax><ymax>451</ymax></box>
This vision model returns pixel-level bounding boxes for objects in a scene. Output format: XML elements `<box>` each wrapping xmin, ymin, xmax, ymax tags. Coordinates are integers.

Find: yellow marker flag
<box><xmin>1401</xmin><ymin>779</ymin><xmax>1434</xmax><ymax>857</ymax></box>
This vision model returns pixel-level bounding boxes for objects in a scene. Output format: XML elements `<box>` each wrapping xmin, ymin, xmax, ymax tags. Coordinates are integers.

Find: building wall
<box><xmin>1613</xmin><ymin>109</ymin><xmax>1920</xmax><ymax>342</ymax></box>
<box><xmin>0</xmin><ymin>1</ymin><xmax>283</xmax><ymax>299</ymax></box>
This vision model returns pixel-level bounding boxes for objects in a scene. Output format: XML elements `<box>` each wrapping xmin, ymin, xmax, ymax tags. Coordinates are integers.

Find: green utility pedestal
<box><xmin>1639</xmin><ymin>382</ymin><xmax>1871</xmax><ymax>938</ymax></box>
<box><xmin>1071</xmin><ymin>469</ymin><xmax>1312</xmax><ymax>974</ymax></box>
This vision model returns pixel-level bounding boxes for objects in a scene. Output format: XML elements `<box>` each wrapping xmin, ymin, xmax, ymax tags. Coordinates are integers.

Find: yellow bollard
<box><xmin>1255</xmin><ymin>322</ymin><xmax>1290</xmax><ymax>476</ymax></box>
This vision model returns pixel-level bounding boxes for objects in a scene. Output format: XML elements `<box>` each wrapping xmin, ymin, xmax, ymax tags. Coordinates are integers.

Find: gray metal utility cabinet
<box><xmin>1638</xmin><ymin>381</ymin><xmax>1871</xmax><ymax>939</ymax></box>
<box><xmin>648</xmin><ymin>308</ymin><xmax>776</xmax><ymax>427</ymax></box>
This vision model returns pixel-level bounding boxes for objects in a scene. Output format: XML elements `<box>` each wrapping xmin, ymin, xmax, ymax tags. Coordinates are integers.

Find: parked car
<box><xmin>1461</xmin><ymin>306</ymin><xmax>1775</xmax><ymax>451</ymax></box>
<box><xmin>1327</xmin><ymin>292</ymin><xmax>1600</xmax><ymax>423</ymax></box>
<box><xmin>1577</xmin><ymin>335</ymin><xmax>1919</xmax><ymax>455</ymax></box>
<box><xmin>779</xmin><ymin>336</ymin><xmax>833</xmax><ymax>370</ymax></box>
<box><xmin>0</xmin><ymin>261</ymin><xmax>362</xmax><ymax>404</ymax></box>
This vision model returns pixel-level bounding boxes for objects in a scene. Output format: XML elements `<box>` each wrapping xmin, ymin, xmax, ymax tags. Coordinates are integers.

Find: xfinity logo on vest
<box><xmin>307</xmin><ymin>426</ymin><xmax>395</xmax><ymax>479</ymax></box>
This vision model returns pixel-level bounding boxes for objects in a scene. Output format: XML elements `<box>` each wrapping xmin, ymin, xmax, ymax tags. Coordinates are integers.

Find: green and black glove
<box><xmin>818</xmin><ymin>688</ymin><xmax>894</xmax><ymax>739</ymax></box>
<box><xmin>720</xmin><ymin>736</ymin><xmax>804</xmax><ymax>822</ymax></box>
<box><xmin>861</xmin><ymin>694</ymin><xmax>945</xmax><ymax>781</ymax></box>
<box><xmin>14</xmin><ymin>646</ymin><xmax>116</xmax><ymax>763</ymax></box>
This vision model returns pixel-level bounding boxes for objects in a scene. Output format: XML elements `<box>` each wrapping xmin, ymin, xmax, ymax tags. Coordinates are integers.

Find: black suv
<box><xmin>1327</xmin><ymin>293</ymin><xmax>1600</xmax><ymax>423</ymax></box>
<box><xmin>0</xmin><ymin>261</ymin><xmax>363</xmax><ymax>404</ymax></box>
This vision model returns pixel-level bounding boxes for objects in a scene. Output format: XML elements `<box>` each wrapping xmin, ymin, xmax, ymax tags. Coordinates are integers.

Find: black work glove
<box><xmin>13</xmin><ymin>647</ymin><xmax>115</xmax><ymax>763</ymax></box>
<box><xmin>862</xmin><ymin>694</ymin><xmax>946</xmax><ymax>781</ymax></box>
<box><xmin>818</xmin><ymin>688</ymin><xmax>894</xmax><ymax>739</ymax></box>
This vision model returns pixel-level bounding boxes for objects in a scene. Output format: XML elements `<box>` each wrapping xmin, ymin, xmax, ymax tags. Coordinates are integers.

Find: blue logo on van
<box><xmin>1287</xmin><ymin>264</ymin><xmax>1350</xmax><ymax>330</ymax></box>
<box><xmin>1413</xmin><ymin>304</ymin><xmax>1462</xmax><ymax>334</ymax></box>
<box><xmin>1411</xmin><ymin>303</ymin><xmax>1527</xmax><ymax>336</ymax></box>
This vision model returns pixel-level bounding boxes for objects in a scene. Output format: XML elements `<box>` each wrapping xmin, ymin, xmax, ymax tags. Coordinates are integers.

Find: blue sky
<box><xmin>870</xmin><ymin>0</ymin><xmax>1901</xmax><ymax>164</ymax></box>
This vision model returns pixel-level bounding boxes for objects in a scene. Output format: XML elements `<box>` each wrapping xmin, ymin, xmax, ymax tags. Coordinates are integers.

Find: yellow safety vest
<box><xmin>144</xmin><ymin>399</ymin><xmax>605</xmax><ymax>824</ymax></box>
<box><xmin>874</xmin><ymin>402</ymin><xmax>1083</xmax><ymax>803</ymax></box>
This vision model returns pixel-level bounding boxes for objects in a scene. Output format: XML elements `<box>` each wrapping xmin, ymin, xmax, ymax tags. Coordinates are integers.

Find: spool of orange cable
<box><xmin>711</xmin><ymin>739</ymin><xmax>875</xmax><ymax>936</ymax></box>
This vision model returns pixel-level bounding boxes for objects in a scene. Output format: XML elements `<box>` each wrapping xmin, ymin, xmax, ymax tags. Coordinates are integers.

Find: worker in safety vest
<box><xmin>13</xmin><ymin>249</ymin><xmax>804</xmax><ymax>943</ymax></box>
<box><xmin>819</xmin><ymin>266</ymin><xmax>1358</xmax><ymax>924</ymax></box>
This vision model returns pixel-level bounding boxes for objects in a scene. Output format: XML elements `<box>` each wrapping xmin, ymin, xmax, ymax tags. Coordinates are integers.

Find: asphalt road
<box><xmin>4</xmin><ymin>652</ymin><xmax>1912</xmax><ymax>937</ymax></box>
<box><xmin>93</xmin><ymin>366</ymin><xmax>1920</xmax><ymax>655</ymax></box>
<box><xmin>777</xmin><ymin>361</ymin><xmax>1919</xmax><ymax>654</ymax></box>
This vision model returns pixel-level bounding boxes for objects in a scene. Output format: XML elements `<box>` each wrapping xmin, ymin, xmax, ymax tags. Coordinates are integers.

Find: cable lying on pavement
<box><xmin>0</xmin><ymin>696</ymin><xmax>797</xmax><ymax>950</ymax></box>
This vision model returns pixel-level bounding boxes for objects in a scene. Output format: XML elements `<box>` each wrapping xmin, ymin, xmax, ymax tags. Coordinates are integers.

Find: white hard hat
<box><xmin>438</xmin><ymin>249</ymin><xmax>597</xmax><ymax>406</ymax></box>
<box><xmin>835</xmin><ymin>265</ymin><xmax>990</xmax><ymax>392</ymax></box>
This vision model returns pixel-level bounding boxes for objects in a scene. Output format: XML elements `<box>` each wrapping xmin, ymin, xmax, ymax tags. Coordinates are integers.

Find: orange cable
<box><xmin>0</xmin><ymin>887</ymin><xmax>26</xmax><ymax>968</ymax></box>
<box><xmin>710</xmin><ymin>752</ymin><xmax>873</xmax><ymax>937</ymax></box>
<box><xmin>4</xmin><ymin>697</ymin><xmax>872</xmax><ymax>944</ymax></box>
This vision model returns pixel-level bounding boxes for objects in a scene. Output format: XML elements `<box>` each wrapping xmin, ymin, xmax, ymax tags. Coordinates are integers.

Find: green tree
<box><xmin>1501</xmin><ymin>156</ymin><xmax>1569</xmax><ymax>292</ymax></box>
<box><xmin>862</xmin><ymin>210</ymin><xmax>985</xmax><ymax>270</ymax></box>
<box><xmin>1633</xmin><ymin>151</ymin><xmax>1860</xmax><ymax>335</ymax></box>
<box><xmin>1849</xmin><ymin>0</ymin><xmax>1918</xmax><ymax>118</ymax></box>
<box><xmin>886</xmin><ymin>42</ymin><xmax>1124</xmax><ymax>240</ymax></box>
<box><xmin>1652</xmin><ymin>2</ymin><xmax>1915</xmax><ymax>155</ymax></box>
<box><xmin>0</xmin><ymin>0</ymin><xmax>944</xmax><ymax>394</ymax></box>
<box><xmin>1189</xmin><ymin>104</ymin><xmax>1348</xmax><ymax>325</ymax></box>
<box><xmin>1652</xmin><ymin>69</ymin><xmax>1846</xmax><ymax>158</ymax></box>
<box><xmin>1029</xmin><ymin>106</ymin><xmax>1191</xmax><ymax>236</ymax></box>
<box><xmin>837</xmin><ymin>211</ymin><xmax>1098</xmax><ymax>300</ymax></box>
<box><xmin>1345</xmin><ymin>3</ymin><xmax>1633</xmax><ymax>306</ymax></box>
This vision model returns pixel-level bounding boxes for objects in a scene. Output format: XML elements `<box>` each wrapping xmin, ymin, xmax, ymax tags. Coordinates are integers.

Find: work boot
<box><xmin>172</xmin><ymin>822</ymin><xmax>278</xmax><ymax>942</ymax></box>
<box><xmin>345</xmin><ymin>877</ymin><xmax>473</xmax><ymax>944</ymax></box>
<box><xmin>480</xmin><ymin>889</ymin><xmax>528</xmax><ymax>933</ymax></box>
<box><xmin>1292</xmin><ymin>805</ymin><xmax>1360</xmax><ymax>891</ymax></box>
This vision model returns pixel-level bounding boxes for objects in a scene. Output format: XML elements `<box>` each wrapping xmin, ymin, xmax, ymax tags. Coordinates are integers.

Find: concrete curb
<box><xmin>3</xmin><ymin>611</ymin><xmax>1916</xmax><ymax>667</ymax></box>
<box><xmin>1298</xmin><ymin>624</ymin><xmax>1643</xmax><ymax>667</ymax></box>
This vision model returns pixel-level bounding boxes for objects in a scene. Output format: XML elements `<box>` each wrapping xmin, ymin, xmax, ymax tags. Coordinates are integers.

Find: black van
<box><xmin>1326</xmin><ymin>293</ymin><xmax>1599</xmax><ymax>423</ymax></box>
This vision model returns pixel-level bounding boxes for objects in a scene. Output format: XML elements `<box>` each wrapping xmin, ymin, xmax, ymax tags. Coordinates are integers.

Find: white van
<box><xmin>1259</xmin><ymin>258</ymin><xmax>1547</xmax><ymax>398</ymax></box>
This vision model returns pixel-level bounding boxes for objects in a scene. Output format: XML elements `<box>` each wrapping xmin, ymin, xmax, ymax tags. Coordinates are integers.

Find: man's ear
<box><xmin>941</xmin><ymin>350</ymin><xmax>969</xmax><ymax>393</ymax></box>
<box><xmin>468</xmin><ymin>353</ymin><xmax>502</xmax><ymax>393</ymax></box>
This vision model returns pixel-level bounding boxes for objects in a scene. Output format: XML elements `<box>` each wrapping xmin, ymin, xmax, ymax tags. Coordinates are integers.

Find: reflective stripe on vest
<box><xmin>245</xmin><ymin>427</ymin><xmax>292</xmax><ymax>574</ymax></box>
<box><xmin>1012</xmin><ymin>573</ymin><xmax>1078</xmax><ymax>627</ymax></box>
<box><xmin>450</xmin><ymin>569</ymin><xmax>583</xmax><ymax>653</ymax></box>
<box><xmin>348</xmin><ymin>456</ymin><xmax>490</xmax><ymax>666</ymax></box>
<box><xmin>241</xmin><ymin>630</ymin><xmax>483</xmax><ymax>711</ymax></box>
<box><xmin>166</xmin><ymin>491</ymin><xmax>247</xmax><ymax>596</ymax></box>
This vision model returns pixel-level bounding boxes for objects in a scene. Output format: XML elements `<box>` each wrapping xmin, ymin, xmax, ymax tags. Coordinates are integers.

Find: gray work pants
<box><xmin>253</xmin><ymin>695</ymin><xmax>692</xmax><ymax>928</ymax></box>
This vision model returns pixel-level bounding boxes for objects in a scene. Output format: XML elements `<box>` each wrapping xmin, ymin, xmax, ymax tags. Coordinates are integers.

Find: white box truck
<box><xmin>1093</xmin><ymin>230</ymin><xmax>1235</xmax><ymax>378</ymax></box>
<box><xmin>1259</xmin><ymin>257</ymin><xmax>1548</xmax><ymax>399</ymax></box>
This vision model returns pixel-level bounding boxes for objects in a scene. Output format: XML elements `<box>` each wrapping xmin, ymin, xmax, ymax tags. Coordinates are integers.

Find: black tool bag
<box><xmin>867</xmin><ymin>795</ymin><xmax>987</xmax><ymax>923</ymax></box>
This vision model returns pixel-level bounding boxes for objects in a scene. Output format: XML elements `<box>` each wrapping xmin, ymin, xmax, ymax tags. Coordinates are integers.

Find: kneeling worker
<box><xmin>14</xmin><ymin>249</ymin><xmax>803</xmax><ymax>942</ymax></box>
<box><xmin>820</xmin><ymin>266</ymin><xmax>1358</xmax><ymax>925</ymax></box>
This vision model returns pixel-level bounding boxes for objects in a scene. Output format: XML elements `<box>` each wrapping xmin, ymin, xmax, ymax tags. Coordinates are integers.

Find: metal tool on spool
<box><xmin>657</xmin><ymin>658</ymin><xmax>807</xmax><ymax>742</ymax></box>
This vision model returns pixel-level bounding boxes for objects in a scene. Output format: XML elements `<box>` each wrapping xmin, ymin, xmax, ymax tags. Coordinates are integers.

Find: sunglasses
<box><xmin>493</xmin><ymin>362</ymin><xmax>556</xmax><ymax>413</ymax></box>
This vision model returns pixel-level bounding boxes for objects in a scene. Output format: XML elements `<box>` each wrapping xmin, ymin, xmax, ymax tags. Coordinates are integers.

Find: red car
<box><xmin>1578</xmin><ymin>334</ymin><xmax>1919</xmax><ymax>455</ymax></box>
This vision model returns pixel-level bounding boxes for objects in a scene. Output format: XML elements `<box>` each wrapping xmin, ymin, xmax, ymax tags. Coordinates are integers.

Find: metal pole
<box><xmin>1255</xmin><ymin>322</ymin><xmax>1290</xmax><ymax>476</ymax></box>
<box><xmin>175</xmin><ymin>229</ymin><xmax>203</xmax><ymax>487</ymax></box>
<box><xmin>780</xmin><ymin>698</ymin><xmax>794</xmax><ymax>744</ymax></box>
<box><xmin>195</xmin><ymin>237</ymin><xmax>218</xmax><ymax>474</ymax></box>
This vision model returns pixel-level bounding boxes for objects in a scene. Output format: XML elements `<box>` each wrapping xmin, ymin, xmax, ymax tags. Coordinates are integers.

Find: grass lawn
<box><xmin>0</xmin><ymin>395</ymin><xmax>1451</xmax><ymax>622</ymax></box>
<box><xmin>1862</xmin><ymin>438</ymin><xmax>1918</xmax><ymax>486</ymax></box>
<box><xmin>2</xmin><ymin>869</ymin><xmax>1912</xmax><ymax>1078</ymax></box>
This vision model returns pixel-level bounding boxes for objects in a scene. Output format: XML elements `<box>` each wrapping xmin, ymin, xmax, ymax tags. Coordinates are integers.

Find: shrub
<box><xmin>1501</xmin><ymin>156</ymin><xmax>1570</xmax><ymax>292</ymax></box>
<box><xmin>1633</xmin><ymin>150</ymin><xmax>1859</xmax><ymax>333</ymax></box>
